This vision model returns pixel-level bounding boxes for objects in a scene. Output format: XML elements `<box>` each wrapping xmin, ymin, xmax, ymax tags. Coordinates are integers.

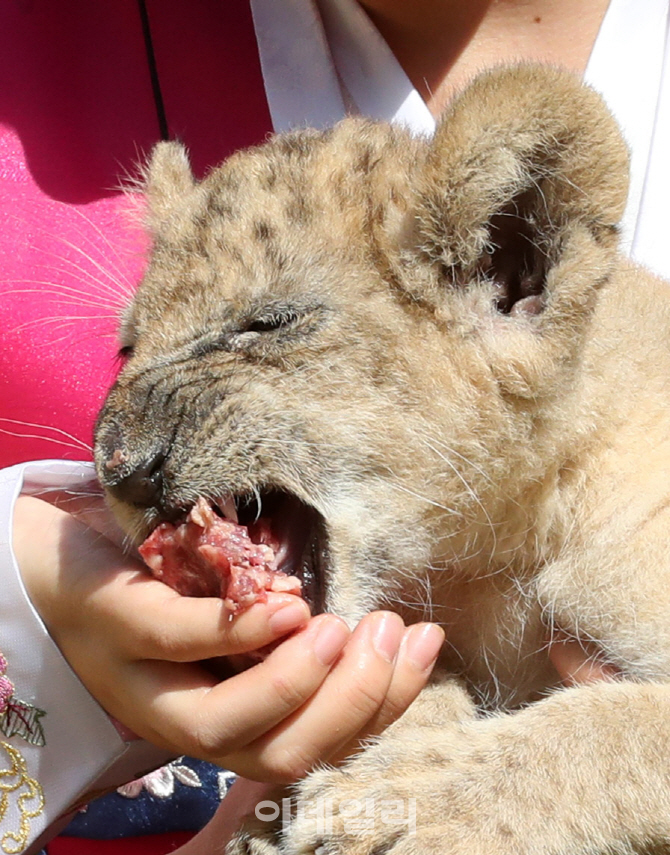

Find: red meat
<box><xmin>139</xmin><ymin>497</ymin><xmax>302</xmax><ymax>613</ymax></box>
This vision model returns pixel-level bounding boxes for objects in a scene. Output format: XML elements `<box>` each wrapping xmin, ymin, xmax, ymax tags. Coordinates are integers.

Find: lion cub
<box><xmin>95</xmin><ymin>66</ymin><xmax>670</xmax><ymax>854</ymax></box>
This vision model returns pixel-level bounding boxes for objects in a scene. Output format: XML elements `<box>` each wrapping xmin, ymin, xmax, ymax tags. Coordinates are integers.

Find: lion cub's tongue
<box><xmin>138</xmin><ymin>497</ymin><xmax>302</xmax><ymax>613</ymax></box>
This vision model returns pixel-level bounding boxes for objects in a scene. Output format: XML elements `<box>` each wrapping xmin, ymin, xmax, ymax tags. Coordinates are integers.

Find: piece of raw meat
<box><xmin>139</xmin><ymin>497</ymin><xmax>302</xmax><ymax>613</ymax></box>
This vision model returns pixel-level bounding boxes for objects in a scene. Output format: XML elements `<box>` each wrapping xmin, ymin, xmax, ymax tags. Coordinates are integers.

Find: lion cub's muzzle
<box><xmin>96</xmin><ymin>429</ymin><xmax>329</xmax><ymax>614</ymax></box>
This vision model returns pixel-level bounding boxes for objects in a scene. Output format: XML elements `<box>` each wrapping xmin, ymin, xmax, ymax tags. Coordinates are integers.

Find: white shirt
<box><xmin>251</xmin><ymin>0</ymin><xmax>670</xmax><ymax>279</ymax></box>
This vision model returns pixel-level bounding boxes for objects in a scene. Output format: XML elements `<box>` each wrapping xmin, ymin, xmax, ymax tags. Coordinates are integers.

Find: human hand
<box><xmin>170</xmin><ymin>629</ymin><xmax>625</xmax><ymax>855</ymax></box>
<box><xmin>13</xmin><ymin>495</ymin><xmax>443</xmax><ymax>782</ymax></box>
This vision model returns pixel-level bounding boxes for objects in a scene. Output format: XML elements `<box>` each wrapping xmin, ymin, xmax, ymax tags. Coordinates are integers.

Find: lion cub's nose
<box><xmin>104</xmin><ymin>449</ymin><xmax>166</xmax><ymax>509</ymax></box>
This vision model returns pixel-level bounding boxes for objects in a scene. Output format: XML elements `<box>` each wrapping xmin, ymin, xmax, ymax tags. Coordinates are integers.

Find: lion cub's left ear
<box><xmin>414</xmin><ymin>64</ymin><xmax>629</xmax><ymax>293</ymax></box>
<box><xmin>144</xmin><ymin>140</ymin><xmax>196</xmax><ymax>225</ymax></box>
<box><xmin>392</xmin><ymin>65</ymin><xmax>630</xmax><ymax>394</ymax></box>
<box><xmin>400</xmin><ymin>64</ymin><xmax>628</xmax><ymax>309</ymax></box>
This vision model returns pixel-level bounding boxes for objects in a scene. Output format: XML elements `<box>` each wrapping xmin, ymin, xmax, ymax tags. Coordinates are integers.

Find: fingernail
<box><xmin>312</xmin><ymin>617</ymin><xmax>350</xmax><ymax>666</ymax></box>
<box><xmin>370</xmin><ymin>612</ymin><xmax>404</xmax><ymax>663</ymax></box>
<box><xmin>268</xmin><ymin>603</ymin><xmax>309</xmax><ymax>635</ymax></box>
<box><xmin>404</xmin><ymin>623</ymin><xmax>445</xmax><ymax>671</ymax></box>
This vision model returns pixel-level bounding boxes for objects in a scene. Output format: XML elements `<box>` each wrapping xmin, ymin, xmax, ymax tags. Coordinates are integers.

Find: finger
<box><xmin>111</xmin><ymin>614</ymin><xmax>351</xmax><ymax>760</ymax></box>
<box><xmin>353</xmin><ymin>622</ymin><xmax>444</xmax><ymax>734</ymax></box>
<box><xmin>328</xmin><ymin>621</ymin><xmax>444</xmax><ymax>765</ymax></box>
<box><xmin>233</xmin><ymin>611</ymin><xmax>406</xmax><ymax>781</ymax></box>
<box><xmin>101</xmin><ymin>582</ymin><xmax>311</xmax><ymax>662</ymax></box>
<box><xmin>43</xmin><ymin>501</ymin><xmax>310</xmax><ymax>660</ymax></box>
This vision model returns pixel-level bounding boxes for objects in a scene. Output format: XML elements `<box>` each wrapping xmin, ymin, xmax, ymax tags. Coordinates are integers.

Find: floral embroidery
<box><xmin>0</xmin><ymin>657</ymin><xmax>13</xmax><ymax>717</ymax></box>
<box><xmin>0</xmin><ymin>741</ymin><xmax>45</xmax><ymax>854</ymax></box>
<box><xmin>117</xmin><ymin>758</ymin><xmax>202</xmax><ymax>799</ymax></box>
<box><xmin>0</xmin><ymin>655</ymin><xmax>46</xmax><ymax>748</ymax></box>
<box><xmin>217</xmin><ymin>770</ymin><xmax>236</xmax><ymax>799</ymax></box>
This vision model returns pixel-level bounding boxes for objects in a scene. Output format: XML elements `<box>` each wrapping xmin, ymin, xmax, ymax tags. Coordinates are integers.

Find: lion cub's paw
<box><xmin>284</xmin><ymin>759</ymin><xmax>427</xmax><ymax>855</ymax></box>
<box><xmin>226</xmin><ymin>812</ymin><xmax>282</xmax><ymax>855</ymax></box>
<box><xmin>281</xmin><ymin>746</ymin><xmax>540</xmax><ymax>855</ymax></box>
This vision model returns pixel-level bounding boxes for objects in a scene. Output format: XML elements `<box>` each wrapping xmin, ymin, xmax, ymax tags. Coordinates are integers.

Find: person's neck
<box><xmin>357</xmin><ymin>0</ymin><xmax>611</xmax><ymax>117</ymax></box>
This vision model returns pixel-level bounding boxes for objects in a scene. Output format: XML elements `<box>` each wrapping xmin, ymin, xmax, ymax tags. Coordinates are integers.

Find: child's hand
<box><xmin>13</xmin><ymin>495</ymin><xmax>443</xmax><ymax>782</ymax></box>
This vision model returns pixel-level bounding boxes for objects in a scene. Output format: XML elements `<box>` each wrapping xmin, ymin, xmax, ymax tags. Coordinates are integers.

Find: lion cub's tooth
<box><xmin>217</xmin><ymin>494</ymin><xmax>239</xmax><ymax>523</ymax></box>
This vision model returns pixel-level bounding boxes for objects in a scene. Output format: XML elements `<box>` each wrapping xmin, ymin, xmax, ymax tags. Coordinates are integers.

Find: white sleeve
<box><xmin>0</xmin><ymin>461</ymin><xmax>174</xmax><ymax>854</ymax></box>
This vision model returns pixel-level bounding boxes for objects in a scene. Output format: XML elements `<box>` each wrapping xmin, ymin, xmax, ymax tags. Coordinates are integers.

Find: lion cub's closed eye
<box><xmin>96</xmin><ymin>65</ymin><xmax>670</xmax><ymax>855</ymax></box>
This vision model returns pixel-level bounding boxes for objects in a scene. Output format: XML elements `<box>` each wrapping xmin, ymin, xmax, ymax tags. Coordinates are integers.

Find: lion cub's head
<box><xmin>95</xmin><ymin>66</ymin><xmax>628</xmax><ymax>618</ymax></box>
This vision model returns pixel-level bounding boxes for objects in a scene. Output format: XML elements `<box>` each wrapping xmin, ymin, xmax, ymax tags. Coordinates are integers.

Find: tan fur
<box><xmin>95</xmin><ymin>66</ymin><xmax>670</xmax><ymax>853</ymax></box>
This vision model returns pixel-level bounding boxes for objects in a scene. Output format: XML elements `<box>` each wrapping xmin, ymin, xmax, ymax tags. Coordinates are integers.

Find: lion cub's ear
<box><xmin>145</xmin><ymin>141</ymin><xmax>195</xmax><ymax>225</ymax></box>
<box><xmin>399</xmin><ymin>64</ymin><xmax>629</xmax><ymax>319</ymax></box>
<box><xmin>389</xmin><ymin>65</ymin><xmax>630</xmax><ymax>396</ymax></box>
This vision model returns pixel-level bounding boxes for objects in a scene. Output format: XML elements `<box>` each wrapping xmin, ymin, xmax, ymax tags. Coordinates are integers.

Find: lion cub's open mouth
<box><xmin>138</xmin><ymin>491</ymin><xmax>326</xmax><ymax>615</ymax></box>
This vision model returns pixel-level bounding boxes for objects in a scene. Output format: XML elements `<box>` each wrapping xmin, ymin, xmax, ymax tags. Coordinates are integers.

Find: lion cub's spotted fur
<box><xmin>96</xmin><ymin>66</ymin><xmax>670</xmax><ymax>854</ymax></box>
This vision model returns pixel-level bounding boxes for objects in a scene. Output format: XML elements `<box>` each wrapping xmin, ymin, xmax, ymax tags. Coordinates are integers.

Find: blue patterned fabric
<box><xmin>63</xmin><ymin>760</ymin><xmax>235</xmax><ymax>839</ymax></box>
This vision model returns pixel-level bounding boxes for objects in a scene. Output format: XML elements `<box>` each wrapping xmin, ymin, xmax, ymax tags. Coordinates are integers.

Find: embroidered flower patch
<box><xmin>0</xmin><ymin>653</ymin><xmax>46</xmax><ymax>748</ymax></box>
<box><xmin>117</xmin><ymin>758</ymin><xmax>202</xmax><ymax>799</ymax></box>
